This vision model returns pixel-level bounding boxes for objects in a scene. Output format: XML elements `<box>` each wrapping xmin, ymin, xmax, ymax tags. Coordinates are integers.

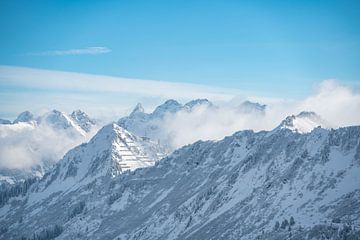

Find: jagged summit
<box><xmin>184</xmin><ymin>98</ymin><xmax>212</xmax><ymax>109</ymax></box>
<box><xmin>70</xmin><ymin>109</ymin><xmax>96</xmax><ymax>132</ymax></box>
<box><xmin>276</xmin><ymin>111</ymin><xmax>329</xmax><ymax>133</ymax></box>
<box><xmin>130</xmin><ymin>103</ymin><xmax>145</xmax><ymax>116</ymax></box>
<box><xmin>13</xmin><ymin>111</ymin><xmax>34</xmax><ymax>123</ymax></box>
<box><xmin>118</xmin><ymin>99</ymin><xmax>215</xmax><ymax>148</ymax></box>
<box><xmin>39</xmin><ymin>109</ymin><xmax>85</xmax><ymax>134</ymax></box>
<box><xmin>47</xmin><ymin>122</ymin><xmax>167</xmax><ymax>183</ymax></box>
<box><xmin>152</xmin><ymin>99</ymin><xmax>182</xmax><ymax>117</ymax></box>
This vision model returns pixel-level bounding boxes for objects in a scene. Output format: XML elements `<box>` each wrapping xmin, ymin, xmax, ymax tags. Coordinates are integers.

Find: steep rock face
<box><xmin>184</xmin><ymin>99</ymin><xmax>213</xmax><ymax>110</ymax></box>
<box><xmin>1</xmin><ymin>119</ymin><xmax>359</xmax><ymax>239</ymax></box>
<box><xmin>29</xmin><ymin>123</ymin><xmax>168</xmax><ymax>195</ymax></box>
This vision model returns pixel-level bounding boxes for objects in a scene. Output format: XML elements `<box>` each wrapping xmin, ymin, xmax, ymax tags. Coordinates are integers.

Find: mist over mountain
<box><xmin>118</xmin><ymin>97</ymin><xmax>335</xmax><ymax>149</ymax></box>
<box><xmin>0</xmin><ymin>110</ymin><xmax>98</xmax><ymax>184</ymax></box>
<box><xmin>0</xmin><ymin>88</ymin><xmax>359</xmax><ymax>240</ymax></box>
<box><xmin>0</xmin><ymin>114</ymin><xmax>359</xmax><ymax>239</ymax></box>
<box><xmin>1</xmin><ymin>1</ymin><xmax>360</xmax><ymax>239</ymax></box>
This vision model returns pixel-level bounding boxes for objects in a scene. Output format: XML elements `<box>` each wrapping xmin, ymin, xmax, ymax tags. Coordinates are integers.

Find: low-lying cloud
<box><xmin>0</xmin><ymin>123</ymin><xmax>96</xmax><ymax>170</ymax></box>
<box><xmin>157</xmin><ymin>80</ymin><xmax>360</xmax><ymax>148</ymax></box>
<box><xmin>0</xmin><ymin>66</ymin><xmax>359</xmax><ymax>171</ymax></box>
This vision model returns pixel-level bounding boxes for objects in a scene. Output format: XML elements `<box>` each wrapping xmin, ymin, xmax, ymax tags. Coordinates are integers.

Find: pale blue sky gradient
<box><xmin>0</xmin><ymin>0</ymin><xmax>359</xmax><ymax>118</ymax></box>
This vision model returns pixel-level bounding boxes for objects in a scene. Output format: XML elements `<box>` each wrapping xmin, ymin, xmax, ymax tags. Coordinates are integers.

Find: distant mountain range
<box><xmin>118</xmin><ymin>99</ymin><xmax>214</xmax><ymax>146</ymax></box>
<box><xmin>1</xmin><ymin>109</ymin><xmax>97</xmax><ymax>134</ymax></box>
<box><xmin>0</xmin><ymin>100</ymin><xmax>332</xmax><ymax>186</ymax></box>
<box><xmin>118</xmin><ymin>99</ymin><xmax>271</xmax><ymax>149</ymax></box>
<box><xmin>1</xmin><ymin>107</ymin><xmax>358</xmax><ymax>239</ymax></box>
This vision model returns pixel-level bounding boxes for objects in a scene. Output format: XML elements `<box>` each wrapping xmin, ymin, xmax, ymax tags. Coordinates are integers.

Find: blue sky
<box><xmin>0</xmin><ymin>0</ymin><xmax>360</xmax><ymax>119</ymax></box>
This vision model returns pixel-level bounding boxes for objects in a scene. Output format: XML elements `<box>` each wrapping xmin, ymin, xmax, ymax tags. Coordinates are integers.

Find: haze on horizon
<box><xmin>0</xmin><ymin>1</ymin><xmax>359</xmax><ymax>119</ymax></box>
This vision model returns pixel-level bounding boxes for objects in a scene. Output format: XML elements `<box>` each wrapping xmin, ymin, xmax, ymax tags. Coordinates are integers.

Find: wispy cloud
<box><xmin>27</xmin><ymin>47</ymin><xmax>112</xmax><ymax>56</ymax></box>
<box><xmin>1</xmin><ymin>65</ymin><xmax>359</xmax><ymax>132</ymax></box>
<box><xmin>0</xmin><ymin>65</ymin><xmax>240</xmax><ymax>120</ymax></box>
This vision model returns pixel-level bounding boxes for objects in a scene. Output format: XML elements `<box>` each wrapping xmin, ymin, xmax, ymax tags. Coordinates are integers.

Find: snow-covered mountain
<box><xmin>0</xmin><ymin>109</ymin><xmax>98</xmax><ymax>185</ymax></box>
<box><xmin>13</xmin><ymin>111</ymin><xmax>34</xmax><ymax>124</ymax></box>
<box><xmin>1</xmin><ymin>114</ymin><xmax>359</xmax><ymax>239</ymax></box>
<box><xmin>70</xmin><ymin>110</ymin><xmax>97</xmax><ymax>133</ymax></box>
<box><xmin>277</xmin><ymin>111</ymin><xmax>330</xmax><ymax>133</ymax></box>
<box><xmin>183</xmin><ymin>99</ymin><xmax>213</xmax><ymax>110</ymax></box>
<box><xmin>48</xmin><ymin>123</ymin><xmax>168</xmax><ymax>182</ymax></box>
<box><xmin>37</xmin><ymin>110</ymin><xmax>87</xmax><ymax>137</ymax></box>
<box><xmin>238</xmin><ymin>100</ymin><xmax>266</xmax><ymax>114</ymax></box>
<box><xmin>118</xmin><ymin>99</ymin><xmax>214</xmax><ymax>148</ymax></box>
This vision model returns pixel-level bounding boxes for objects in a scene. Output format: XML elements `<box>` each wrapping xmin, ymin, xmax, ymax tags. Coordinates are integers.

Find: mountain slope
<box><xmin>47</xmin><ymin>122</ymin><xmax>168</xmax><ymax>184</ymax></box>
<box><xmin>1</xmin><ymin>116</ymin><xmax>359</xmax><ymax>239</ymax></box>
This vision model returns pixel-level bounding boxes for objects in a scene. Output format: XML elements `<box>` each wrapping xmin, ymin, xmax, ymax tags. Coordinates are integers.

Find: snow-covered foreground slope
<box><xmin>0</xmin><ymin>110</ymin><xmax>98</xmax><ymax>185</ymax></box>
<box><xmin>1</xmin><ymin>117</ymin><xmax>359</xmax><ymax>239</ymax></box>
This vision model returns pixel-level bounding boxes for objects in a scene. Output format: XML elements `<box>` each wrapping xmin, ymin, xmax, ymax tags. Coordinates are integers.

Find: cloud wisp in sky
<box><xmin>0</xmin><ymin>65</ymin><xmax>239</xmax><ymax>120</ymax></box>
<box><xmin>27</xmin><ymin>47</ymin><xmax>112</xmax><ymax>56</ymax></box>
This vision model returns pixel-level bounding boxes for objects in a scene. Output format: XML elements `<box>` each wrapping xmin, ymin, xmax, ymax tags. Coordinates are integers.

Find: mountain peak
<box><xmin>56</xmin><ymin>122</ymin><xmax>167</xmax><ymax>180</ymax></box>
<box><xmin>42</xmin><ymin>110</ymin><xmax>71</xmax><ymax>126</ymax></box>
<box><xmin>277</xmin><ymin>111</ymin><xmax>328</xmax><ymax>133</ymax></box>
<box><xmin>297</xmin><ymin>111</ymin><xmax>318</xmax><ymax>119</ymax></box>
<box><xmin>130</xmin><ymin>103</ymin><xmax>145</xmax><ymax>116</ymax></box>
<box><xmin>13</xmin><ymin>111</ymin><xmax>34</xmax><ymax>124</ymax></box>
<box><xmin>152</xmin><ymin>99</ymin><xmax>182</xmax><ymax>117</ymax></box>
<box><xmin>238</xmin><ymin>100</ymin><xmax>266</xmax><ymax>114</ymax></box>
<box><xmin>38</xmin><ymin>109</ymin><xmax>86</xmax><ymax>136</ymax></box>
<box><xmin>71</xmin><ymin>109</ymin><xmax>85</xmax><ymax>116</ymax></box>
<box><xmin>184</xmin><ymin>98</ymin><xmax>212</xmax><ymax>109</ymax></box>
<box><xmin>70</xmin><ymin>109</ymin><xmax>96</xmax><ymax>132</ymax></box>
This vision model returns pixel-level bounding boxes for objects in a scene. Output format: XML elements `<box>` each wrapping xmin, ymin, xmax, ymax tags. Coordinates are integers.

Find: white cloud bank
<box><xmin>27</xmin><ymin>47</ymin><xmax>112</xmax><ymax>56</ymax></box>
<box><xmin>0</xmin><ymin>122</ymin><xmax>97</xmax><ymax>170</ymax></box>
<box><xmin>152</xmin><ymin>80</ymin><xmax>360</xmax><ymax>148</ymax></box>
<box><xmin>0</xmin><ymin>65</ymin><xmax>359</xmax><ymax>170</ymax></box>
